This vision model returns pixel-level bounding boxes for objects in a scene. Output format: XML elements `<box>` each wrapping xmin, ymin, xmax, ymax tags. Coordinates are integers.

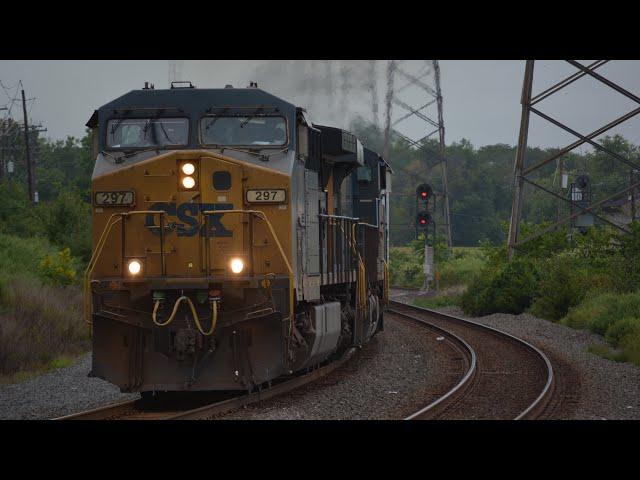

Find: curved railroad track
<box><xmin>56</xmin><ymin>301</ymin><xmax>554</xmax><ymax>420</ymax></box>
<box><xmin>54</xmin><ymin>348</ymin><xmax>357</xmax><ymax>420</ymax></box>
<box><xmin>388</xmin><ymin>300</ymin><xmax>555</xmax><ymax>420</ymax></box>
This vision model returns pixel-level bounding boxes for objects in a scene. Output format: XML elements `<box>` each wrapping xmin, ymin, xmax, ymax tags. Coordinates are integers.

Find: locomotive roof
<box><xmin>88</xmin><ymin>86</ymin><xmax>297</xmax><ymax>126</ymax></box>
<box><xmin>363</xmin><ymin>145</ymin><xmax>393</xmax><ymax>173</ymax></box>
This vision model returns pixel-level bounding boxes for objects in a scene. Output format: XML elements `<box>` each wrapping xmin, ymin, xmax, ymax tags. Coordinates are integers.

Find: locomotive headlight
<box><xmin>182</xmin><ymin>176</ymin><xmax>196</xmax><ymax>189</ymax></box>
<box><xmin>128</xmin><ymin>259</ymin><xmax>142</xmax><ymax>275</ymax></box>
<box><xmin>230</xmin><ymin>258</ymin><xmax>245</xmax><ymax>274</ymax></box>
<box><xmin>181</xmin><ymin>163</ymin><xmax>196</xmax><ymax>175</ymax></box>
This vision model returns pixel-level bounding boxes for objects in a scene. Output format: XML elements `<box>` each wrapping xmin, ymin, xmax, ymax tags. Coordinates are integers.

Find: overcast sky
<box><xmin>1</xmin><ymin>60</ymin><xmax>639</xmax><ymax>150</ymax></box>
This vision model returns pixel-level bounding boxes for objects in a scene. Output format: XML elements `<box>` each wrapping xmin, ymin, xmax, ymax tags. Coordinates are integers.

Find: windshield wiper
<box><xmin>122</xmin><ymin>147</ymin><xmax>161</xmax><ymax>158</ymax></box>
<box><xmin>208</xmin><ymin>144</ymin><xmax>287</xmax><ymax>162</ymax></box>
<box><xmin>156</xmin><ymin>120</ymin><xmax>174</xmax><ymax>143</ymax></box>
<box><xmin>204</xmin><ymin>108</ymin><xmax>229</xmax><ymax>131</ymax></box>
<box><xmin>239</xmin><ymin>107</ymin><xmax>264</xmax><ymax>128</ymax></box>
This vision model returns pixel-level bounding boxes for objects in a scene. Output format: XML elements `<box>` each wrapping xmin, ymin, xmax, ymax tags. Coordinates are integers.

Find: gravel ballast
<box><xmin>0</xmin><ymin>315</ymin><xmax>461</xmax><ymax>420</ymax></box>
<box><xmin>0</xmin><ymin>354</ymin><xmax>137</xmax><ymax>420</ymax></box>
<box><xmin>391</xmin><ymin>289</ymin><xmax>640</xmax><ymax>420</ymax></box>
<box><xmin>223</xmin><ymin>315</ymin><xmax>463</xmax><ymax>420</ymax></box>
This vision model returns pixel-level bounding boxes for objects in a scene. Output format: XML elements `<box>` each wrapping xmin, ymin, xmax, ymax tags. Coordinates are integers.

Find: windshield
<box><xmin>106</xmin><ymin>118</ymin><xmax>189</xmax><ymax>149</ymax></box>
<box><xmin>200</xmin><ymin>116</ymin><xmax>287</xmax><ymax>147</ymax></box>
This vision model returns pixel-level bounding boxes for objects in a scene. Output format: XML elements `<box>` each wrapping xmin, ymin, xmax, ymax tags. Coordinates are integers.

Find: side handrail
<box><xmin>201</xmin><ymin>209</ymin><xmax>294</xmax><ymax>331</ymax></box>
<box><xmin>84</xmin><ymin>210</ymin><xmax>167</xmax><ymax>326</ymax></box>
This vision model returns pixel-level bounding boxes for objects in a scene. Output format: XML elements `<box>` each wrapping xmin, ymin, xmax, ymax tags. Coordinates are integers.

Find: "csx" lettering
<box><xmin>145</xmin><ymin>203</ymin><xmax>233</xmax><ymax>237</ymax></box>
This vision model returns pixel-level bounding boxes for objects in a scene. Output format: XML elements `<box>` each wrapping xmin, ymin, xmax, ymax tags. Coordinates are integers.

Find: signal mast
<box><xmin>416</xmin><ymin>183</ymin><xmax>436</xmax><ymax>291</ymax></box>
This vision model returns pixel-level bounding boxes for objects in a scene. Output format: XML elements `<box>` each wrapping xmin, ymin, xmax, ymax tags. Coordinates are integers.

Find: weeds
<box><xmin>414</xmin><ymin>294</ymin><xmax>461</xmax><ymax>309</ymax></box>
<box><xmin>0</xmin><ymin>233</ymin><xmax>88</xmax><ymax>378</ymax></box>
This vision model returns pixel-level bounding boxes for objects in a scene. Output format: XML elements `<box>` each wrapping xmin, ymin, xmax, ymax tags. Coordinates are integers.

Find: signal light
<box><xmin>416</xmin><ymin>212</ymin><xmax>431</xmax><ymax>229</ymax></box>
<box><xmin>416</xmin><ymin>183</ymin><xmax>433</xmax><ymax>202</ymax></box>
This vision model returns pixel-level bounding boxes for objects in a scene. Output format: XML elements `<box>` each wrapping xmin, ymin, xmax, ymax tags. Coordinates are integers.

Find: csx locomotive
<box><xmin>85</xmin><ymin>81</ymin><xmax>391</xmax><ymax>394</ymax></box>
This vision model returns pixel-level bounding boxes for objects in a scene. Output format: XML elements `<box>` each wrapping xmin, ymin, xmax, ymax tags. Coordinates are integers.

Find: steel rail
<box><xmin>388</xmin><ymin>309</ymin><xmax>477</xmax><ymax>420</ymax></box>
<box><xmin>53</xmin><ymin>348</ymin><xmax>356</xmax><ymax>421</ymax></box>
<box><xmin>389</xmin><ymin>300</ymin><xmax>555</xmax><ymax>420</ymax></box>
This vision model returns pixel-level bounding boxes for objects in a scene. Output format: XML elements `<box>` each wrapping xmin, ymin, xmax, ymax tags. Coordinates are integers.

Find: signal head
<box><xmin>416</xmin><ymin>212</ymin><xmax>432</xmax><ymax>228</ymax></box>
<box><xmin>576</xmin><ymin>175</ymin><xmax>589</xmax><ymax>190</ymax></box>
<box><xmin>416</xmin><ymin>183</ymin><xmax>433</xmax><ymax>201</ymax></box>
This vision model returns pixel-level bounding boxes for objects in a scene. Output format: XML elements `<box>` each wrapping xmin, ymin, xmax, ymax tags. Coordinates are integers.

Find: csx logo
<box><xmin>145</xmin><ymin>202</ymin><xmax>233</xmax><ymax>237</ymax></box>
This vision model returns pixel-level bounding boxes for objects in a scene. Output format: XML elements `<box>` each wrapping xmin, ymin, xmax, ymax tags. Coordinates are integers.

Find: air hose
<box><xmin>152</xmin><ymin>295</ymin><xmax>218</xmax><ymax>336</ymax></box>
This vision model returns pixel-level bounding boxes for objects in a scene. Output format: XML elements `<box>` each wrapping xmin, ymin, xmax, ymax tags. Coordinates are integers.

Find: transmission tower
<box><xmin>168</xmin><ymin>60</ymin><xmax>184</xmax><ymax>87</ymax></box>
<box><xmin>507</xmin><ymin>60</ymin><xmax>640</xmax><ymax>259</ymax></box>
<box><xmin>382</xmin><ymin>60</ymin><xmax>453</xmax><ymax>248</ymax></box>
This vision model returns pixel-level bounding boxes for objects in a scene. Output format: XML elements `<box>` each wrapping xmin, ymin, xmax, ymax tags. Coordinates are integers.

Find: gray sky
<box><xmin>1</xmin><ymin>60</ymin><xmax>639</xmax><ymax>150</ymax></box>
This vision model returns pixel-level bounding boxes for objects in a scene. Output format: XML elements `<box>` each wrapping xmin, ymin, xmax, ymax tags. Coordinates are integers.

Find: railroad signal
<box><xmin>416</xmin><ymin>183</ymin><xmax>433</xmax><ymax>203</ymax></box>
<box><xmin>415</xmin><ymin>183</ymin><xmax>434</xmax><ymax>235</ymax></box>
<box><xmin>416</xmin><ymin>212</ymin><xmax>432</xmax><ymax>229</ymax></box>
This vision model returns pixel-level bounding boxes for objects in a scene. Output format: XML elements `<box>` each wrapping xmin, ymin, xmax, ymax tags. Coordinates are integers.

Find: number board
<box><xmin>245</xmin><ymin>189</ymin><xmax>287</xmax><ymax>204</ymax></box>
<box><xmin>94</xmin><ymin>191</ymin><xmax>135</xmax><ymax>207</ymax></box>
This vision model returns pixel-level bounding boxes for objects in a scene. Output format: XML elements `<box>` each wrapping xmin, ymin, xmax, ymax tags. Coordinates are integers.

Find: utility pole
<box><xmin>21</xmin><ymin>88</ymin><xmax>36</xmax><ymax>203</ymax></box>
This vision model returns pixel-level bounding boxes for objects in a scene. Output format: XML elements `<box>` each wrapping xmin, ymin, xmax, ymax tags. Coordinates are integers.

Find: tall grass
<box><xmin>0</xmin><ymin>233</ymin><xmax>87</xmax><ymax>378</ymax></box>
<box><xmin>390</xmin><ymin>246</ymin><xmax>486</xmax><ymax>289</ymax></box>
<box><xmin>0</xmin><ymin>233</ymin><xmax>59</xmax><ymax>278</ymax></box>
<box><xmin>438</xmin><ymin>248</ymin><xmax>486</xmax><ymax>289</ymax></box>
<box><xmin>561</xmin><ymin>292</ymin><xmax>640</xmax><ymax>366</ymax></box>
<box><xmin>0</xmin><ymin>275</ymin><xmax>88</xmax><ymax>375</ymax></box>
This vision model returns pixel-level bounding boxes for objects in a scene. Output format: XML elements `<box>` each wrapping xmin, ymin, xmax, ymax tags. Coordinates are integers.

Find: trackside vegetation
<box><xmin>457</xmin><ymin>222</ymin><xmax>640</xmax><ymax>366</ymax></box>
<box><xmin>0</xmin><ymin>126</ymin><xmax>90</xmax><ymax>380</ymax></box>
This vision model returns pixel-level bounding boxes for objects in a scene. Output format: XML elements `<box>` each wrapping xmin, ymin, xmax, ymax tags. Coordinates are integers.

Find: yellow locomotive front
<box><xmin>86</xmin><ymin>85</ymin><xmax>297</xmax><ymax>392</ymax></box>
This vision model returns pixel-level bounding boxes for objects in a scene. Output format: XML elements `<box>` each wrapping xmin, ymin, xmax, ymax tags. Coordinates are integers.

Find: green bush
<box><xmin>438</xmin><ymin>248</ymin><xmax>486</xmax><ymax>288</ymax></box>
<box><xmin>618</xmin><ymin>332</ymin><xmax>640</xmax><ymax>365</ymax></box>
<box><xmin>581</xmin><ymin>313</ymin><xmax>640</xmax><ymax>367</ymax></box>
<box><xmin>604</xmin><ymin>317</ymin><xmax>640</xmax><ymax>345</ymax></box>
<box><xmin>561</xmin><ymin>291</ymin><xmax>640</xmax><ymax>335</ymax></box>
<box><xmin>461</xmin><ymin>257</ymin><xmax>540</xmax><ymax>316</ymax></box>
<box><xmin>0</xmin><ymin>233</ymin><xmax>80</xmax><ymax>287</ymax></box>
<box><xmin>389</xmin><ymin>247</ymin><xmax>424</xmax><ymax>288</ymax></box>
<box><xmin>42</xmin><ymin>191</ymin><xmax>92</xmax><ymax>261</ymax></box>
<box><xmin>610</xmin><ymin>223</ymin><xmax>640</xmax><ymax>292</ymax></box>
<box><xmin>0</xmin><ymin>233</ymin><xmax>58</xmax><ymax>280</ymax></box>
<box><xmin>529</xmin><ymin>253</ymin><xmax>615</xmax><ymax>321</ymax></box>
<box><xmin>39</xmin><ymin>248</ymin><xmax>78</xmax><ymax>286</ymax></box>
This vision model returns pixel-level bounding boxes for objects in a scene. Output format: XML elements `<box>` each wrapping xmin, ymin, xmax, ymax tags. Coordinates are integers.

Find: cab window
<box><xmin>106</xmin><ymin>118</ymin><xmax>189</xmax><ymax>148</ymax></box>
<box><xmin>200</xmin><ymin>116</ymin><xmax>287</xmax><ymax>147</ymax></box>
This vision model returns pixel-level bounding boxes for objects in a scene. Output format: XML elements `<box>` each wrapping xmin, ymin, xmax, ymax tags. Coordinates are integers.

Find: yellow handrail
<box><xmin>382</xmin><ymin>259</ymin><xmax>390</xmax><ymax>306</ymax></box>
<box><xmin>85</xmin><ymin>209</ymin><xmax>294</xmax><ymax>345</ymax></box>
<box><xmin>202</xmin><ymin>209</ymin><xmax>294</xmax><ymax>333</ymax></box>
<box><xmin>83</xmin><ymin>211</ymin><xmax>166</xmax><ymax>326</ymax></box>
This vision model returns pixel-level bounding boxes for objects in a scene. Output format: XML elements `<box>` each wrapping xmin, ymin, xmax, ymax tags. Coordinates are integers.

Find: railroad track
<box><xmin>54</xmin><ymin>348</ymin><xmax>356</xmax><ymax>420</ymax></box>
<box><xmin>388</xmin><ymin>300</ymin><xmax>555</xmax><ymax>420</ymax></box>
<box><xmin>56</xmin><ymin>301</ymin><xmax>554</xmax><ymax>420</ymax></box>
